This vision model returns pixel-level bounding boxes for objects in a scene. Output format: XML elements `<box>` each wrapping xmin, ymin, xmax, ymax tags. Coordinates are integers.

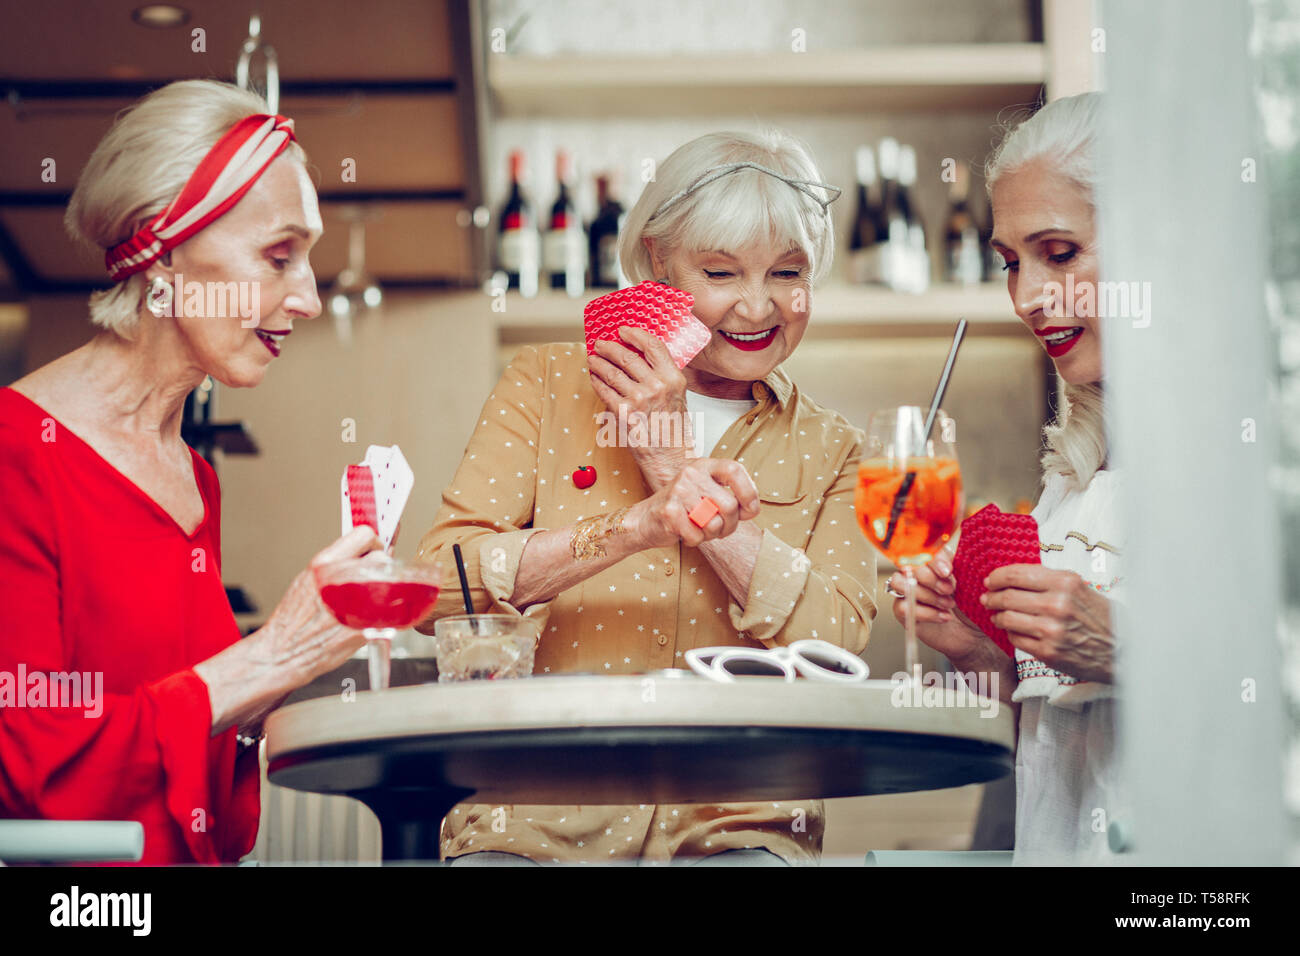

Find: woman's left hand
<box><xmin>982</xmin><ymin>564</ymin><xmax>1114</xmax><ymax>683</ymax></box>
<box><xmin>587</xmin><ymin>326</ymin><xmax>693</xmax><ymax>491</ymax></box>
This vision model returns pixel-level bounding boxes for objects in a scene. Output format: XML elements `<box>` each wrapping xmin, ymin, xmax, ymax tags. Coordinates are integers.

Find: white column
<box><xmin>1101</xmin><ymin>0</ymin><xmax>1287</xmax><ymax>863</ymax></box>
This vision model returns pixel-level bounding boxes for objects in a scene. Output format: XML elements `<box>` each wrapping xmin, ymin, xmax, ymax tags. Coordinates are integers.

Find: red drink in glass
<box><xmin>319</xmin><ymin>581</ymin><xmax>440</xmax><ymax>630</ymax></box>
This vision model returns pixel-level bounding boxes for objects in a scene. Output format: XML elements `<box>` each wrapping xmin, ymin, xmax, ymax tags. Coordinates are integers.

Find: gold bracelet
<box><xmin>571</xmin><ymin>506</ymin><xmax>632</xmax><ymax>561</ymax></box>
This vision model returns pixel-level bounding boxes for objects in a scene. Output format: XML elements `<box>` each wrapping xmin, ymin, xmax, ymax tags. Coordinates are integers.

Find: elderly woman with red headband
<box><xmin>0</xmin><ymin>80</ymin><xmax>381</xmax><ymax>864</ymax></box>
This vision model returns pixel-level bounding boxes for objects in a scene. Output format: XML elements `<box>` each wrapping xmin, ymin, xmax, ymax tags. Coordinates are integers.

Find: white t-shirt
<box><xmin>1013</xmin><ymin>468</ymin><xmax>1127</xmax><ymax>864</ymax></box>
<box><xmin>684</xmin><ymin>390</ymin><xmax>758</xmax><ymax>459</ymax></box>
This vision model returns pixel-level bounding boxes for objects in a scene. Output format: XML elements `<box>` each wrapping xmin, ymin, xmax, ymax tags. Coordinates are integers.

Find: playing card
<box><xmin>366</xmin><ymin>445</ymin><xmax>413</xmax><ymax>550</ymax></box>
<box><xmin>583</xmin><ymin>280</ymin><xmax>711</xmax><ymax>370</ymax></box>
<box><xmin>340</xmin><ymin>444</ymin><xmax>414</xmax><ymax>551</ymax></box>
<box><xmin>951</xmin><ymin>504</ymin><xmax>1041</xmax><ymax>657</ymax></box>
<box><xmin>344</xmin><ymin>464</ymin><xmax>378</xmax><ymax>533</ymax></box>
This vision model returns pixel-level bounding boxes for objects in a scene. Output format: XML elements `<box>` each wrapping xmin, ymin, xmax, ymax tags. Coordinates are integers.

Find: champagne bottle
<box><xmin>877</xmin><ymin>137</ymin><xmax>906</xmax><ymax>291</ymax></box>
<box><xmin>498</xmin><ymin>150</ymin><xmax>539</xmax><ymax>298</ymax></box>
<box><xmin>588</xmin><ymin>172</ymin><xmax>626</xmax><ymax>289</ymax></box>
<box><xmin>848</xmin><ymin>146</ymin><xmax>887</xmax><ymax>285</ymax></box>
<box><xmin>898</xmin><ymin>144</ymin><xmax>928</xmax><ymax>293</ymax></box>
<box><xmin>942</xmin><ymin>160</ymin><xmax>983</xmax><ymax>286</ymax></box>
<box><xmin>543</xmin><ymin>149</ymin><xmax>586</xmax><ymax>297</ymax></box>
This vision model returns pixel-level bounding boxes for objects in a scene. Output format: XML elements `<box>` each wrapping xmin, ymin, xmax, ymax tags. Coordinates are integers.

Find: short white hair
<box><xmin>65</xmin><ymin>79</ymin><xmax>307</xmax><ymax>337</ymax></box>
<box><xmin>619</xmin><ymin>130</ymin><xmax>835</xmax><ymax>285</ymax></box>
<box><xmin>986</xmin><ymin>93</ymin><xmax>1107</xmax><ymax>490</ymax></box>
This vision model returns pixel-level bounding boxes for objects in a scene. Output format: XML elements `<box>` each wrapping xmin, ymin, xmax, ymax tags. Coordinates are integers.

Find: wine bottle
<box><xmin>588</xmin><ymin>172</ymin><xmax>626</xmax><ymax>289</ymax></box>
<box><xmin>543</xmin><ymin>149</ymin><xmax>586</xmax><ymax>297</ymax></box>
<box><xmin>498</xmin><ymin>149</ymin><xmax>539</xmax><ymax>298</ymax></box>
<box><xmin>847</xmin><ymin>146</ymin><xmax>887</xmax><ymax>285</ymax></box>
<box><xmin>898</xmin><ymin>144</ymin><xmax>928</xmax><ymax>293</ymax></box>
<box><xmin>942</xmin><ymin>160</ymin><xmax>983</xmax><ymax>286</ymax></box>
<box><xmin>877</xmin><ymin>137</ymin><xmax>907</xmax><ymax>292</ymax></box>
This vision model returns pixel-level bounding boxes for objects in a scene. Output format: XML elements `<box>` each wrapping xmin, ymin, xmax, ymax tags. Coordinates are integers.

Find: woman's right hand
<box><xmin>887</xmin><ymin>546</ymin><xmax>990</xmax><ymax>663</ymax></box>
<box><xmin>197</xmin><ymin>525</ymin><xmax>386</xmax><ymax>735</ymax></box>
<box><xmin>629</xmin><ymin>458</ymin><xmax>760</xmax><ymax>549</ymax></box>
<box><xmin>255</xmin><ymin>525</ymin><xmax>386</xmax><ymax>683</ymax></box>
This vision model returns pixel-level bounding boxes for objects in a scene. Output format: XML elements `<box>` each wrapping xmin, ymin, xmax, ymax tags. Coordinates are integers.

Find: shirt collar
<box><xmin>752</xmin><ymin>366</ymin><xmax>794</xmax><ymax>410</ymax></box>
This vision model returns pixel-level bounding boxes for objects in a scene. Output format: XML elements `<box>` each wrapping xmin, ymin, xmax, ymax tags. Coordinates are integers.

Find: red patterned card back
<box><xmin>951</xmin><ymin>503</ymin><xmax>1041</xmax><ymax>657</ymax></box>
<box><xmin>345</xmin><ymin>464</ymin><xmax>379</xmax><ymax>534</ymax></box>
<box><xmin>583</xmin><ymin>280</ymin><xmax>711</xmax><ymax>369</ymax></box>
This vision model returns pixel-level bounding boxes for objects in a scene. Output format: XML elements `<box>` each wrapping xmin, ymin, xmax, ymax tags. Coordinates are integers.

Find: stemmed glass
<box><xmin>855</xmin><ymin>406</ymin><xmax>963</xmax><ymax>685</ymax></box>
<box><xmin>313</xmin><ymin>553</ymin><xmax>443</xmax><ymax>691</ymax></box>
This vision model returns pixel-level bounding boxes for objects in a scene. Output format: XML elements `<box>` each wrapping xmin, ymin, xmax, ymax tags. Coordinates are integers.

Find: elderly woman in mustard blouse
<box><xmin>417</xmin><ymin>130</ymin><xmax>876</xmax><ymax>866</ymax></box>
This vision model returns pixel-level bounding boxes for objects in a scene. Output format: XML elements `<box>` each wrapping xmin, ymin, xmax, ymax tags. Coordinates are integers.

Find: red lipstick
<box><xmin>717</xmin><ymin>327</ymin><xmax>779</xmax><ymax>352</ymax></box>
<box><xmin>1035</xmin><ymin>325</ymin><xmax>1084</xmax><ymax>358</ymax></box>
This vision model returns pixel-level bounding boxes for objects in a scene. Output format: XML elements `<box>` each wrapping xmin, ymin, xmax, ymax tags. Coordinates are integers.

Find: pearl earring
<box><xmin>146</xmin><ymin>276</ymin><xmax>173</xmax><ymax>317</ymax></box>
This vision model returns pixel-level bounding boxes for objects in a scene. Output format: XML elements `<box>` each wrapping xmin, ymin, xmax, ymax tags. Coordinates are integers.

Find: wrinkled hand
<box><xmin>983</xmin><ymin>564</ymin><xmax>1114</xmax><ymax>683</ymax></box>
<box><xmin>588</xmin><ymin>325</ymin><xmax>694</xmax><ymax>490</ymax></box>
<box><xmin>630</xmin><ymin>458</ymin><xmax>760</xmax><ymax>549</ymax></box>
<box><xmin>887</xmin><ymin>544</ymin><xmax>992</xmax><ymax>663</ymax></box>
<box><xmin>254</xmin><ymin>525</ymin><xmax>386</xmax><ymax>684</ymax></box>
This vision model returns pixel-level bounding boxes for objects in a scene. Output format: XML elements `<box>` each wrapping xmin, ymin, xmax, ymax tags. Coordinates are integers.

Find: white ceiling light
<box><xmin>131</xmin><ymin>5</ymin><xmax>190</xmax><ymax>28</ymax></box>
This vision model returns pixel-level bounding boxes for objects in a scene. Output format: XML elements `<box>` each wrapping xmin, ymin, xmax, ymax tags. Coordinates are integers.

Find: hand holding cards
<box><xmin>583</xmin><ymin>280</ymin><xmax>711</xmax><ymax>369</ymax></box>
<box><xmin>341</xmin><ymin>444</ymin><xmax>413</xmax><ymax>551</ymax></box>
<box><xmin>951</xmin><ymin>503</ymin><xmax>1041</xmax><ymax>657</ymax></box>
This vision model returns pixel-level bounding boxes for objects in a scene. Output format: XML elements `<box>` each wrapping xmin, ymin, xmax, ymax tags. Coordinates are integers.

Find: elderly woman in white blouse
<box><xmin>890</xmin><ymin>93</ymin><xmax>1124</xmax><ymax>863</ymax></box>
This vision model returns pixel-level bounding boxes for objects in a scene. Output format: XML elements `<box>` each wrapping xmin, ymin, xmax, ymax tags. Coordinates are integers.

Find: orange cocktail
<box><xmin>855</xmin><ymin>456</ymin><xmax>962</xmax><ymax>568</ymax></box>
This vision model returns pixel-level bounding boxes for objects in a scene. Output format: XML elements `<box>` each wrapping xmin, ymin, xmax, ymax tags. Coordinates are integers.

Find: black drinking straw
<box><xmin>452</xmin><ymin>543</ymin><xmax>480</xmax><ymax>636</ymax></box>
<box><xmin>452</xmin><ymin>543</ymin><xmax>474</xmax><ymax>613</ymax></box>
<box><xmin>881</xmin><ymin>318</ymin><xmax>968</xmax><ymax>550</ymax></box>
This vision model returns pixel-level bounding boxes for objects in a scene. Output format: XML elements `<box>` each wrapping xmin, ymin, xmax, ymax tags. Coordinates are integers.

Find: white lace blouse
<box><xmin>1012</xmin><ymin>468</ymin><xmax>1126</xmax><ymax>863</ymax></box>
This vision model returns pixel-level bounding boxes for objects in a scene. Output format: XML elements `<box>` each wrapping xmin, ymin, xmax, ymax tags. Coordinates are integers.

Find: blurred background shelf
<box><xmin>489</xmin><ymin>282</ymin><xmax>1017</xmax><ymax>341</ymax></box>
<box><xmin>488</xmin><ymin>44</ymin><xmax>1048</xmax><ymax>116</ymax></box>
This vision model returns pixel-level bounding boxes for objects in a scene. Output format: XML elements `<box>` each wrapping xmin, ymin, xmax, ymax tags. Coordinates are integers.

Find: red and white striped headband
<box><xmin>105</xmin><ymin>113</ymin><xmax>297</xmax><ymax>282</ymax></box>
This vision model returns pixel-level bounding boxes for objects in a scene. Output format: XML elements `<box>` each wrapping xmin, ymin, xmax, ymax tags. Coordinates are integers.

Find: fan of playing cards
<box><xmin>583</xmin><ymin>280</ymin><xmax>711</xmax><ymax>369</ymax></box>
<box><xmin>341</xmin><ymin>444</ymin><xmax>414</xmax><ymax>551</ymax></box>
<box><xmin>951</xmin><ymin>503</ymin><xmax>1042</xmax><ymax>658</ymax></box>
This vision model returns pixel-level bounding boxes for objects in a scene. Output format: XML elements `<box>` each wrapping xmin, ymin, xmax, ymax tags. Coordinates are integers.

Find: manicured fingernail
<box><xmin>979</xmin><ymin>594</ymin><xmax>989</xmax><ymax>606</ymax></box>
<box><xmin>934</xmin><ymin>559</ymin><xmax>951</xmax><ymax>576</ymax></box>
<box><xmin>983</xmin><ymin>576</ymin><xmax>991</xmax><ymax>588</ymax></box>
<box><xmin>939</xmin><ymin>612</ymin><xmax>951</xmax><ymax>621</ymax></box>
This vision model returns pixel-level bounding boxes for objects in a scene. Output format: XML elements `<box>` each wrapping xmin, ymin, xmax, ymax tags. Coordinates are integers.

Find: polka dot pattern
<box><xmin>417</xmin><ymin>343</ymin><xmax>876</xmax><ymax>864</ymax></box>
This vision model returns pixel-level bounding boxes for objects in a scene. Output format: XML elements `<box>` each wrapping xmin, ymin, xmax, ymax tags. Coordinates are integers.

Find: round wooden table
<box><xmin>266</xmin><ymin>674</ymin><xmax>1014</xmax><ymax>862</ymax></box>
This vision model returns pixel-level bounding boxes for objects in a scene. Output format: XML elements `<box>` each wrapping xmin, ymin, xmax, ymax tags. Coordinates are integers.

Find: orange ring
<box><xmin>688</xmin><ymin>496</ymin><xmax>720</xmax><ymax>528</ymax></box>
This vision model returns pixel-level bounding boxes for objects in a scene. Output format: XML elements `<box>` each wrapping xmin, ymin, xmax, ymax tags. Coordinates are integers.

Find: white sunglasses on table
<box><xmin>685</xmin><ymin>639</ymin><xmax>869</xmax><ymax>684</ymax></box>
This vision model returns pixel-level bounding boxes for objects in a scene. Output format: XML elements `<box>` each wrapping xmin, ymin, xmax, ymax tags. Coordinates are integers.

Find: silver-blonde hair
<box><xmin>65</xmin><ymin>79</ymin><xmax>307</xmax><ymax>337</ymax></box>
<box><xmin>619</xmin><ymin>130</ymin><xmax>835</xmax><ymax>285</ymax></box>
<box><xmin>986</xmin><ymin>93</ymin><xmax>1106</xmax><ymax>490</ymax></box>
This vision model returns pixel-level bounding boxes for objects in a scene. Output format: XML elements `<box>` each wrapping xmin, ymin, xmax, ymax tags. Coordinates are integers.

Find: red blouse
<box><xmin>0</xmin><ymin>387</ymin><xmax>259</xmax><ymax>864</ymax></box>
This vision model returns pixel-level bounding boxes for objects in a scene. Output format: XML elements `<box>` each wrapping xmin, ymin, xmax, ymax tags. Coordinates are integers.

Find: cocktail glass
<box><xmin>855</xmin><ymin>406</ymin><xmax>963</xmax><ymax>685</ymax></box>
<box><xmin>313</xmin><ymin>553</ymin><xmax>443</xmax><ymax>691</ymax></box>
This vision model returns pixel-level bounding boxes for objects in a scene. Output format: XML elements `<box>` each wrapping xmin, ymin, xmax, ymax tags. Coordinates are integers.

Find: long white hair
<box><xmin>986</xmin><ymin>93</ymin><xmax>1106</xmax><ymax>490</ymax></box>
